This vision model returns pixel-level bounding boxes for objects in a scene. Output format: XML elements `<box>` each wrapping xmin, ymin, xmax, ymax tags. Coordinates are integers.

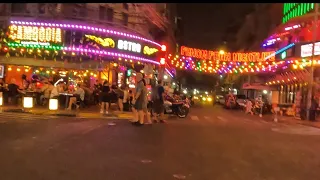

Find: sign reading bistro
<box><xmin>180</xmin><ymin>46</ymin><xmax>275</xmax><ymax>62</ymax></box>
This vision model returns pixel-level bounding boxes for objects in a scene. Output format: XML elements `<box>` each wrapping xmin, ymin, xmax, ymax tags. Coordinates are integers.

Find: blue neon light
<box><xmin>264</xmin><ymin>43</ymin><xmax>295</xmax><ymax>60</ymax></box>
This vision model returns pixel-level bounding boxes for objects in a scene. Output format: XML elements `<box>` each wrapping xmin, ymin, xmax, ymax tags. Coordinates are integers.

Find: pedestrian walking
<box><xmin>152</xmin><ymin>79</ymin><xmax>165</xmax><ymax>123</ymax></box>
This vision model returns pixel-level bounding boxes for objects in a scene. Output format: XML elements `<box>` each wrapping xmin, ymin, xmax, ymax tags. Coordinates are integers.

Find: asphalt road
<box><xmin>1</xmin><ymin>105</ymin><xmax>320</xmax><ymax>180</ymax></box>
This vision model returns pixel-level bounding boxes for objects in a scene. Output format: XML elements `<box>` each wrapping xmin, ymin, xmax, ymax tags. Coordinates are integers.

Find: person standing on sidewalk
<box><xmin>100</xmin><ymin>81</ymin><xmax>111</xmax><ymax>114</ymax></box>
<box><xmin>153</xmin><ymin>79</ymin><xmax>166</xmax><ymax>123</ymax></box>
<box><xmin>131</xmin><ymin>73</ymin><xmax>145</xmax><ymax>126</ymax></box>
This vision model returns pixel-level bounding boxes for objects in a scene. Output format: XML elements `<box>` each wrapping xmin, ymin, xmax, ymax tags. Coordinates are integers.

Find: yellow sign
<box><xmin>143</xmin><ymin>46</ymin><xmax>158</xmax><ymax>55</ymax></box>
<box><xmin>85</xmin><ymin>35</ymin><xmax>115</xmax><ymax>48</ymax></box>
<box><xmin>9</xmin><ymin>25</ymin><xmax>62</xmax><ymax>43</ymax></box>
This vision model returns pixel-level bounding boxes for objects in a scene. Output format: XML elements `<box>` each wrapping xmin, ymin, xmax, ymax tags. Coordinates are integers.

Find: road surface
<box><xmin>1</xmin><ymin>105</ymin><xmax>320</xmax><ymax>180</ymax></box>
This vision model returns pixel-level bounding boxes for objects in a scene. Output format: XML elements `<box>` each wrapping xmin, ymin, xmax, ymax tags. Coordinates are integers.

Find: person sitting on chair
<box><xmin>67</xmin><ymin>83</ymin><xmax>85</xmax><ymax>110</ymax></box>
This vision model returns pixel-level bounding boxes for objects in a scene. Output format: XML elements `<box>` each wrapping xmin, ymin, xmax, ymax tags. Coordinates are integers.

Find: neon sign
<box><xmin>180</xmin><ymin>46</ymin><xmax>275</xmax><ymax>62</ymax></box>
<box><xmin>117</xmin><ymin>40</ymin><xmax>141</xmax><ymax>53</ymax></box>
<box><xmin>9</xmin><ymin>25</ymin><xmax>62</xmax><ymax>43</ymax></box>
<box><xmin>143</xmin><ymin>46</ymin><xmax>158</xmax><ymax>55</ymax></box>
<box><xmin>84</xmin><ymin>35</ymin><xmax>115</xmax><ymax>48</ymax></box>
<box><xmin>300</xmin><ymin>42</ymin><xmax>320</xmax><ymax>58</ymax></box>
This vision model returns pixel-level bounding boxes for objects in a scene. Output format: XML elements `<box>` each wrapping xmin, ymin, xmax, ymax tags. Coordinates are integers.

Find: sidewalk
<box><xmin>0</xmin><ymin>105</ymin><xmax>133</xmax><ymax>120</ymax></box>
<box><xmin>258</xmin><ymin>113</ymin><xmax>320</xmax><ymax>128</ymax></box>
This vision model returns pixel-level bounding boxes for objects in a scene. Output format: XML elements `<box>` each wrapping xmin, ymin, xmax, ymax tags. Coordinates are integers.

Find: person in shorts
<box><xmin>131</xmin><ymin>73</ymin><xmax>146</xmax><ymax>126</ymax></box>
<box><xmin>153</xmin><ymin>79</ymin><xmax>165</xmax><ymax>123</ymax></box>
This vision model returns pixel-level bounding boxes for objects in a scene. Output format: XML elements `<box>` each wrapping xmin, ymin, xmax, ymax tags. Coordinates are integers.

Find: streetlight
<box><xmin>307</xmin><ymin>3</ymin><xmax>319</xmax><ymax>121</ymax></box>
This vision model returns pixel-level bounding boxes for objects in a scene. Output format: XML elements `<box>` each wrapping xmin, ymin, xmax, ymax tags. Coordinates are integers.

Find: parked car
<box><xmin>216</xmin><ymin>95</ymin><xmax>225</xmax><ymax>104</ymax></box>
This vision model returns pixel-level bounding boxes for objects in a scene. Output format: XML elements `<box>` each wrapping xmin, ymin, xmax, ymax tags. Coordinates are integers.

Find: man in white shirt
<box><xmin>50</xmin><ymin>82</ymin><xmax>63</xmax><ymax>98</ymax></box>
<box><xmin>67</xmin><ymin>84</ymin><xmax>85</xmax><ymax>110</ymax></box>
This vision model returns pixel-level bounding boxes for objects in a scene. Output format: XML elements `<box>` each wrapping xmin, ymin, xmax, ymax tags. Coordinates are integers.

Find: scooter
<box><xmin>163</xmin><ymin>98</ymin><xmax>190</xmax><ymax>118</ymax></box>
<box><xmin>148</xmin><ymin>95</ymin><xmax>190</xmax><ymax>118</ymax></box>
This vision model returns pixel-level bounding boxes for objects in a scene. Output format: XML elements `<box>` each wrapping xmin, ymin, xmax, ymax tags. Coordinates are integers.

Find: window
<box><xmin>122</xmin><ymin>12</ymin><xmax>128</xmax><ymax>26</ymax></box>
<box><xmin>99</xmin><ymin>6</ymin><xmax>106</xmax><ymax>20</ymax></box>
<box><xmin>11</xmin><ymin>3</ymin><xmax>26</xmax><ymax>13</ymax></box>
<box><xmin>107</xmin><ymin>8</ymin><xmax>114</xmax><ymax>22</ymax></box>
<box><xmin>38</xmin><ymin>4</ymin><xmax>46</xmax><ymax>14</ymax></box>
<box><xmin>123</xmin><ymin>3</ymin><xmax>128</xmax><ymax>10</ymax></box>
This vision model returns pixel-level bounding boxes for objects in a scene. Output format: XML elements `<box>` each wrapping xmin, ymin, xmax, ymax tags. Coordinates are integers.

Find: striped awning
<box><xmin>265</xmin><ymin>69</ymin><xmax>310</xmax><ymax>85</ymax></box>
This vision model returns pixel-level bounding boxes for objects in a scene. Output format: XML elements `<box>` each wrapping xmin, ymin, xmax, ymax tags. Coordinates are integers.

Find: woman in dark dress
<box><xmin>100</xmin><ymin>81</ymin><xmax>110</xmax><ymax>114</ymax></box>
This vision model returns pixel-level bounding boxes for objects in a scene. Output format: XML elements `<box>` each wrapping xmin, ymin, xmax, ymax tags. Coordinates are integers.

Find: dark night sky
<box><xmin>177</xmin><ymin>3</ymin><xmax>256</xmax><ymax>50</ymax></box>
<box><xmin>176</xmin><ymin>3</ymin><xmax>256</xmax><ymax>89</ymax></box>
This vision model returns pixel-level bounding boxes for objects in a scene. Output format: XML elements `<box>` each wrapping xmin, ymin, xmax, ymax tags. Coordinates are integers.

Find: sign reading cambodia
<box><xmin>180</xmin><ymin>46</ymin><xmax>275</xmax><ymax>62</ymax></box>
<box><xmin>9</xmin><ymin>25</ymin><xmax>62</xmax><ymax>45</ymax></box>
<box><xmin>300</xmin><ymin>42</ymin><xmax>320</xmax><ymax>57</ymax></box>
<box><xmin>7</xmin><ymin>21</ymin><xmax>162</xmax><ymax>59</ymax></box>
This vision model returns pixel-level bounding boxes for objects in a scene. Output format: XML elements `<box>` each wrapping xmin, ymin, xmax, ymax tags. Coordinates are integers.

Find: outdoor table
<box><xmin>25</xmin><ymin>91</ymin><xmax>42</xmax><ymax>106</ymax></box>
<box><xmin>59</xmin><ymin>92</ymin><xmax>74</xmax><ymax>109</ymax></box>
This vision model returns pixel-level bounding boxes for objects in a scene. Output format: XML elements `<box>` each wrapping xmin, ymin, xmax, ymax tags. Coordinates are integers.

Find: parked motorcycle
<box><xmin>148</xmin><ymin>95</ymin><xmax>190</xmax><ymax>118</ymax></box>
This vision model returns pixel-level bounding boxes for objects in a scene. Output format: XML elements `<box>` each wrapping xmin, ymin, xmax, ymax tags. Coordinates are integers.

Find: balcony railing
<box><xmin>0</xmin><ymin>3</ymin><xmax>155</xmax><ymax>40</ymax></box>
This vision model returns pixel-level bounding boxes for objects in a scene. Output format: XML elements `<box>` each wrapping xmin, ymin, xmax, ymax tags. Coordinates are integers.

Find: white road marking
<box><xmin>190</xmin><ymin>115</ymin><xmax>199</xmax><ymax>121</ymax></box>
<box><xmin>217</xmin><ymin>116</ymin><xmax>227</xmax><ymax>122</ymax></box>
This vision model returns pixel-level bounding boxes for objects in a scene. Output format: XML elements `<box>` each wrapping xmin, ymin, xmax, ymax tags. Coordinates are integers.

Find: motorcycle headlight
<box><xmin>202</xmin><ymin>97</ymin><xmax>206</xmax><ymax>101</ymax></box>
<box><xmin>207</xmin><ymin>97</ymin><xmax>212</xmax><ymax>102</ymax></box>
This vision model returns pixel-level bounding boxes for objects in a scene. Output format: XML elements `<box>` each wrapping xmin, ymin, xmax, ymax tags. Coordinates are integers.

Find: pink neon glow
<box><xmin>63</xmin><ymin>47</ymin><xmax>160</xmax><ymax>65</ymax></box>
<box><xmin>10</xmin><ymin>21</ymin><xmax>162</xmax><ymax>48</ymax></box>
<box><xmin>284</xmin><ymin>24</ymin><xmax>301</xmax><ymax>31</ymax></box>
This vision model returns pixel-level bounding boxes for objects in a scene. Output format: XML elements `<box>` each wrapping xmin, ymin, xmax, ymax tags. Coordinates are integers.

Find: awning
<box><xmin>0</xmin><ymin>56</ymin><xmax>108</xmax><ymax>70</ymax></box>
<box><xmin>265</xmin><ymin>69</ymin><xmax>310</xmax><ymax>85</ymax></box>
<box><xmin>242</xmin><ymin>82</ymin><xmax>272</xmax><ymax>90</ymax></box>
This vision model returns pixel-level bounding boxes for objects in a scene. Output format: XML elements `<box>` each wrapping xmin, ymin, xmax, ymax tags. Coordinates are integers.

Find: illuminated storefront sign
<box><xmin>117</xmin><ymin>40</ymin><xmax>141</xmax><ymax>53</ymax></box>
<box><xmin>6</xmin><ymin>21</ymin><xmax>162</xmax><ymax>64</ymax></box>
<box><xmin>84</xmin><ymin>35</ymin><xmax>115</xmax><ymax>48</ymax></box>
<box><xmin>180</xmin><ymin>46</ymin><xmax>275</xmax><ymax>62</ymax></box>
<box><xmin>143</xmin><ymin>46</ymin><xmax>158</xmax><ymax>55</ymax></box>
<box><xmin>9</xmin><ymin>25</ymin><xmax>62</xmax><ymax>44</ymax></box>
<box><xmin>300</xmin><ymin>42</ymin><xmax>320</xmax><ymax>58</ymax></box>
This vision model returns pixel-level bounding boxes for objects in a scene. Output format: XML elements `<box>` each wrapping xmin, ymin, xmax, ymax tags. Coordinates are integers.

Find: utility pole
<box><xmin>307</xmin><ymin>3</ymin><xmax>319</xmax><ymax>120</ymax></box>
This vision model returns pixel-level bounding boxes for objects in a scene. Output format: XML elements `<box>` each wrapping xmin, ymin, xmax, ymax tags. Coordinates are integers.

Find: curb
<box><xmin>2</xmin><ymin>108</ymin><xmax>77</xmax><ymax>117</ymax></box>
<box><xmin>1</xmin><ymin>108</ymin><xmax>134</xmax><ymax>120</ymax></box>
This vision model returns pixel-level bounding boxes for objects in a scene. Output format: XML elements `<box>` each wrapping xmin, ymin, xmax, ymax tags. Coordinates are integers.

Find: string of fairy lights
<box><xmin>167</xmin><ymin>54</ymin><xmax>320</xmax><ymax>75</ymax></box>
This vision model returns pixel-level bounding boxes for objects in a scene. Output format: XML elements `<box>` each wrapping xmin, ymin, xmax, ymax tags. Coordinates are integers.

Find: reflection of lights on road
<box><xmin>164</xmin><ymin>75</ymin><xmax>168</xmax><ymax>80</ymax></box>
<box><xmin>183</xmin><ymin>90</ymin><xmax>187</xmax><ymax>94</ymax></box>
<box><xmin>263</xmin><ymin>90</ymin><xmax>268</xmax><ymax>94</ymax></box>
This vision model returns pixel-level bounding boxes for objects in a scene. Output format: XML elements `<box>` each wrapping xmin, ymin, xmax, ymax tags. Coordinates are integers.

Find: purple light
<box><xmin>10</xmin><ymin>21</ymin><xmax>162</xmax><ymax>48</ymax></box>
<box><xmin>165</xmin><ymin>68</ymin><xmax>174</xmax><ymax>78</ymax></box>
<box><xmin>63</xmin><ymin>46</ymin><xmax>160</xmax><ymax>65</ymax></box>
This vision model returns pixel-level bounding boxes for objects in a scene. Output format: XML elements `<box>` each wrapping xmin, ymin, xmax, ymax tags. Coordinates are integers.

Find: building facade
<box><xmin>0</xmin><ymin>3</ymin><xmax>174</xmax><ymax>88</ymax></box>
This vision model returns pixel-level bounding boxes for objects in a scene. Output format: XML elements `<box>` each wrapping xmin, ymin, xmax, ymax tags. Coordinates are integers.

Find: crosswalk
<box><xmin>177</xmin><ymin>114</ymin><xmax>274</xmax><ymax>126</ymax></box>
<box><xmin>0</xmin><ymin>112</ymin><xmax>59</xmax><ymax>123</ymax></box>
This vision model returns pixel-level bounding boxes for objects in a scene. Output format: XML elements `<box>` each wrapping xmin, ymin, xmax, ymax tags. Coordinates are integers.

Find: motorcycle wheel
<box><xmin>177</xmin><ymin>106</ymin><xmax>189</xmax><ymax>118</ymax></box>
